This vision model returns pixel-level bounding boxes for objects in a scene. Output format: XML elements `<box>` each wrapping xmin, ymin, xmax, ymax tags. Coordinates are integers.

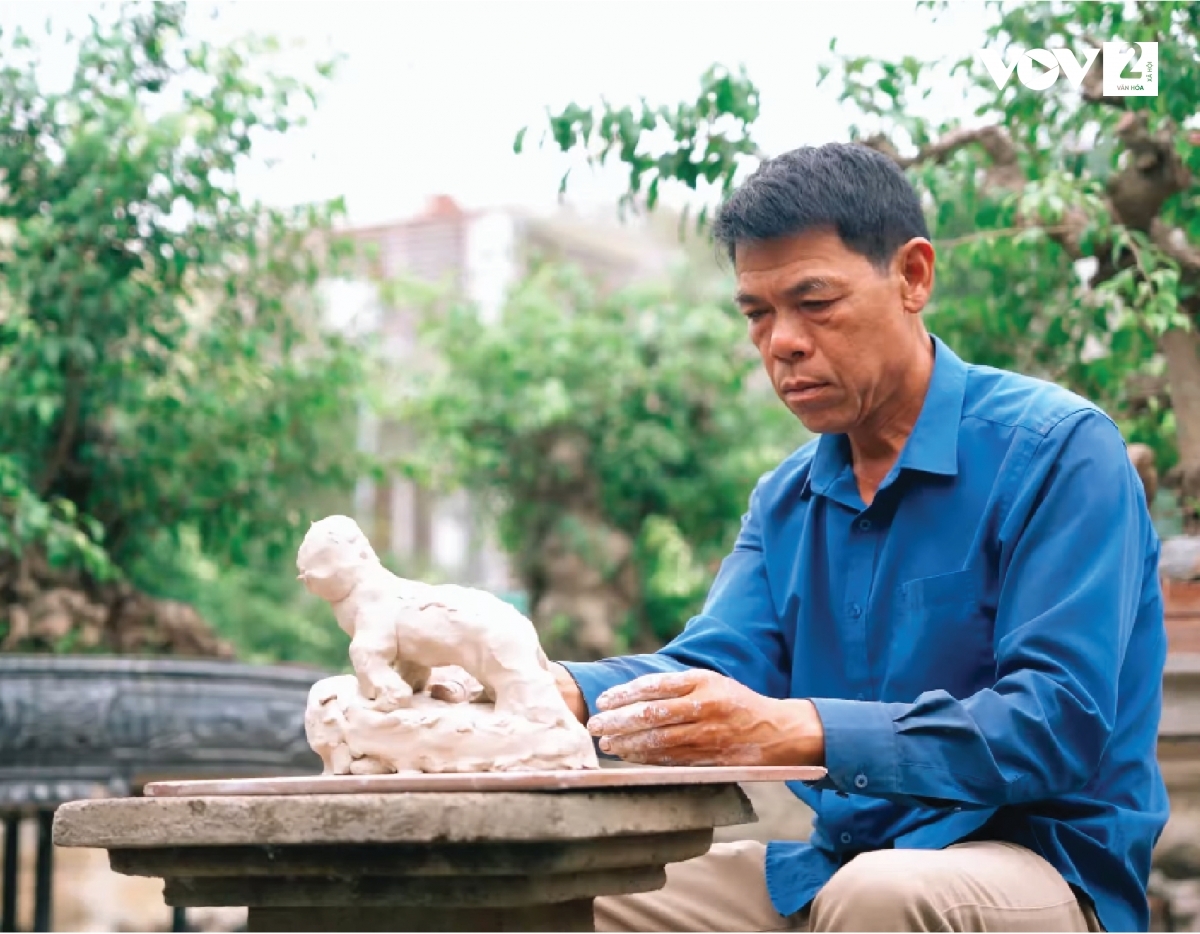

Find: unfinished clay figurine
<box><xmin>306</xmin><ymin>673</ymin><xmax>598</xmax><ymax>774</ymax></box>
<box><xmin>297</xmin><ymin>515</ymin><xmax>598</xmax><ymax>774</ymax></box>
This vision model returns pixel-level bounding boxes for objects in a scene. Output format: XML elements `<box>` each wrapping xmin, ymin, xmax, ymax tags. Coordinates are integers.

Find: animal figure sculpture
<box><xmin>297</xmin><ymin>515</ymin><xmax>598</xmax><ymax>774</ymax></box>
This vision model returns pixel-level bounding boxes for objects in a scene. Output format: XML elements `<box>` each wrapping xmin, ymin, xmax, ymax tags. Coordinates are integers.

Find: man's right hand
<box><xmin>550</xmin><ymin>662</ymin><xmax>589</xmax><ymax>725</ymax></box>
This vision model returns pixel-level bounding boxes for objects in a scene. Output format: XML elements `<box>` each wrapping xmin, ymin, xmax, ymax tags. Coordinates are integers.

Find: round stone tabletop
<box><xmin>54</xmin><ymin>785</ymin><xmax>760</xmax><ymax>848</ymax></box>
<box><xmin>51</xmin><ymin>767</ymin><xmax>826</xmax><ymax>932</ymax></box>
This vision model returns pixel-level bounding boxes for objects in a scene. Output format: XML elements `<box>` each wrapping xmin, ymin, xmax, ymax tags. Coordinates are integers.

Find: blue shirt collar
<box><xmin>806</xmin><ymin>334</ymin><xmax>967</xmax><ymax>501</ymax></box>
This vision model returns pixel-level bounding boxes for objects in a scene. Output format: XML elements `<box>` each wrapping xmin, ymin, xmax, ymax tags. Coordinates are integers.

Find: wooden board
<box><xmin>143</xmin><ymin>765</ymin><xmax>828</xmax><ymax>797</ymax></box>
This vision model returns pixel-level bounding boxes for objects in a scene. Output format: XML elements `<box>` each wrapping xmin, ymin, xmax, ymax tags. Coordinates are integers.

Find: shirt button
<box><xmin>854</xmin><ymin>774</ymin><xmax>869</xmax><ymax>789</ymax></box>
<box><xmin>856</xmin><ymin>693</ymin><xmax>865</xmax><ymax>700</ymax></box>
<box><xmin>857</xmin><ymin>519</ymin><xmax>871</xmax><ymax>530</ymax></box>
<box><xmin>840</xmin><ymin>831</ymin><xmax>853</xmax><ymax>845</ymax></box>
<box><xmin>849</xmin><ymin>604</ymin><xmax>862</xmax><ymax>618</ymax></box>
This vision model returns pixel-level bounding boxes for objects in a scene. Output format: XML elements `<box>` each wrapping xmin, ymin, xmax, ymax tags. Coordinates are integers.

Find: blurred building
<box><xmin>321</xmin><ymin>195</ymin><xmax>680</xmax><ymax>593</ymax></box>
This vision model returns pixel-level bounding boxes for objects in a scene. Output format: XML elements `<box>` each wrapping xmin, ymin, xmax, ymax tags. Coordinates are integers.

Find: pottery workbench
<box><xmin>52</xmin><ymin>766</ymin><xmax>825</xmax><ymax>933</ymax></box>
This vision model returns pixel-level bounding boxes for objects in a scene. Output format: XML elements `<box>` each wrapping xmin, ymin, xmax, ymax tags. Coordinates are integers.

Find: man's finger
<box><xmin>587</xmin><ymin>696</ymin><xmax>702</xmax><ymax>738</ymax></box>
<box><xmin>602</xmin><ymin>727</ymin><xmax>761</xmax><ymax>768</ymax></box>
<box><xmin>599</xmin><ymin>723</ymin><xmax>700</xmax><ymax>759</ymax></box>
<box><xmin>596</xmin><ymin>671</ymin><xmax>703</xmax><ymax>711</ymax></box>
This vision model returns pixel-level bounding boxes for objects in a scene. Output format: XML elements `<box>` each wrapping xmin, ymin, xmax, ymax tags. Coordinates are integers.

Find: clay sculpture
<box><xmin>297</xmin><ymin>515</ymin><xmax>598</xmax><ymax>774</ymax></box>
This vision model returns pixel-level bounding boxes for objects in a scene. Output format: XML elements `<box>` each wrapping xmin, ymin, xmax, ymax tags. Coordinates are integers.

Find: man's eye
<box><xmin>801</xmin><ymin>299</ymin><xmax>835</xmax><ymax>311</ymax></box>
<box><xmin>744</xmin><ymin>309</ymin><xmax>769</xmax><ymax>322</ymax></box>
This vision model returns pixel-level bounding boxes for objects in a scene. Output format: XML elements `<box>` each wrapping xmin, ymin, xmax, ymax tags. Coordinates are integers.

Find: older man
<box><xmin>552</xmin><ymin>143</ymin><xmax>1169</xmax><ymax>932</ymax></box>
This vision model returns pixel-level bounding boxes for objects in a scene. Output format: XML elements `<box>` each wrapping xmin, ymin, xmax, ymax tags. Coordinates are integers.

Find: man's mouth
<box><xmin>780</xmin><ymin>380</ymin><xmax>830</xmax><ymax>403</ymax></box>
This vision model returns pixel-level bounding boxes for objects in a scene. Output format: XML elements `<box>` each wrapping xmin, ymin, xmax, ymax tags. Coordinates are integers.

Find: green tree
<box><xmin>520</xmin><ymin>0</ymin><xmax>1199</xmax><ymax>525</ymax></box>
<box><xmin>397</xmin><ymin>259</ymin><xmax>804</xmax><ymax>659</ymax></box>
<box><xmin>0</xmin><ymin>3</ymin><xmax>377</xmax><ymax>666</ymax></box>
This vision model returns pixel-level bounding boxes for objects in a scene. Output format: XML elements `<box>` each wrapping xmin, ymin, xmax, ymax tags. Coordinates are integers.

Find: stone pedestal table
<box><xmin>51</xmin><ymin>766</ymin><xmax>825</xmax><ymax>932</ymax></box>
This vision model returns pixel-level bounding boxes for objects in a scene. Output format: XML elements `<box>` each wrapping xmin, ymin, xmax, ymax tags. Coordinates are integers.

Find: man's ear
<box><xmin>896</xmin><ymin>238</ymin><xmax>935</xmax><ymax>313</ymax></box>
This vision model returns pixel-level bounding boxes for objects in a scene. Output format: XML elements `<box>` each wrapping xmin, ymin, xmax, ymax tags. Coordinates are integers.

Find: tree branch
<box><xmin>863</xmin><ymin>126</ymin><xmax>1022</xmax><ymax>188</ymax></box>
<box><xmin>1109</xmin><ymin>111</ymin><xmax>1191</xmax><ymax>230</ymax></box>
<box><xmin>36</xmin><ymin>366</ymin><xmax>84</xmax><ymax>498</ymax></box>
<box><xmin>861</xmin><ymin>125</ymin><xmax>1077</xmax><ymax>252</ymax></box>
<box><xmin>863</xmin><ymin>115</ymin><xmax>1195</xmax><ymax>283</ymax></box>
<box><xmin>1125</xmin><ymin>372</ymin><xmax>1172</xmax><ymax>417</ymax></box>
<box><xmin>1079</xmin><ymin>37</ymin><xmax>1129</xmax><ymax>110</ymax></box>
<box><xmin>1152</xmin><ymin>220</ymin><xmax>1200</xmax><ymax>273</ymax></box>
<box><xmin>936</xmin><ymin>224</ymin><xmax>1077</xmax><ymax>249</ymax></box>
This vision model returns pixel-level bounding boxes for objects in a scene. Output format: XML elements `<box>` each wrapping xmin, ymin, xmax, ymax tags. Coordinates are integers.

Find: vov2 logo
<box><xmin>976</xmin><ymin>40</ymin><xmax>1158</xmax><ymax>97</ymax></box>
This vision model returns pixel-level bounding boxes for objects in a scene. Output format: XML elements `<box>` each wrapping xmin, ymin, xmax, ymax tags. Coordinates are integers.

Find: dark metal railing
<box><xmin>0</xmin><ymin>654</ymin><xmax>326</xmax><ymax>932</ymax></box>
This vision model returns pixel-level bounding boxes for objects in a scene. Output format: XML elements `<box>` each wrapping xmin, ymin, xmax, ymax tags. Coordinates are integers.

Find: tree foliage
<box><xmin>520</xmin><ymin>0</ymin><xmax>1199</xmax><ymax>523</ymax></box>
<box><xmin>0</xmin><ymin>3</ymin><xmax>377</xmax><ymax>665</ymax></box>
<box><xmin>397</xmin><ymin>259</ymin><xmax>804</xmax><ymax>653</ymax></box>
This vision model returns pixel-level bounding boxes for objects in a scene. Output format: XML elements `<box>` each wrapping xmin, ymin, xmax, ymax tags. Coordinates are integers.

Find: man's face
<box><xmin>734</xmin><ymin>229</ymin><xmax>932</xmax><ymax>436</ymax></box>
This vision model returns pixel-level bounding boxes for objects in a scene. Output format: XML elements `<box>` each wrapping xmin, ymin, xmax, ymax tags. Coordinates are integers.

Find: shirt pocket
<box><xmin>886</xmin><ymin>568</ymin><xmax>995</xmax><ymax>700</ymax></box>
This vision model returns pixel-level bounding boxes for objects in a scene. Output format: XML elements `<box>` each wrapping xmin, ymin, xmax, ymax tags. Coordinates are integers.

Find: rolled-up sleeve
<box><xmin>809</xmin><ymin>409</ymin><xmax>1153</xmax><ymax>808</ymax></box>
<box><xmin>560</xmin><ymin>475</ymin><xmax>792</xmax><ymax>718</ymax></box>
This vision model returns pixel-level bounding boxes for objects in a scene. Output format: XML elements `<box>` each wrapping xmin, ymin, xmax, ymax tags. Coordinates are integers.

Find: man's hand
<box><xmin>585</xmin><ymin>669</ymin><xmax>825</xmax><ymax>767</ymax></box>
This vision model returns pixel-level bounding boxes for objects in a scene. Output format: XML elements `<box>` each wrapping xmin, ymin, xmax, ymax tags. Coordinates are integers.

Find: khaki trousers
<box><xmin>594</xmin><ymin>839</ymin><xmax>1105</xmax><ymax>932</ymax></box>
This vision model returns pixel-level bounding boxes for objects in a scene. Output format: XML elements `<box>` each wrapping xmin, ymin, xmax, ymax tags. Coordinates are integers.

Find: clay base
<box><xmin>306</xmin><ymin>674</ymin><xmax>598</xmax><ymax>774</ymax></box>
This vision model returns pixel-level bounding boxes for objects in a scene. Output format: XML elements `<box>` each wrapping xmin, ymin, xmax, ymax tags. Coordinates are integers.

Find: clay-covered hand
<box><xmin>585</xmin><ymin>669</ymin><xmax>824</xmax><ymax>767</ymax></box>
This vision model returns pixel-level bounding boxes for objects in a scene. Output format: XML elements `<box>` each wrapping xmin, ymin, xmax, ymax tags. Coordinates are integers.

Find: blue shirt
<box><xmin>562</xmin><ymin>335</ymin><xmax>1169</xmax><ymax>933</ymax></box>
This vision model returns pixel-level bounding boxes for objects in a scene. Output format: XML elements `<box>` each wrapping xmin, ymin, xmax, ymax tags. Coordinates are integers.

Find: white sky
<box><xmin>0</xmin><ymin>0</ymin><xmax>997</xmax><ymax>227</ymax></box>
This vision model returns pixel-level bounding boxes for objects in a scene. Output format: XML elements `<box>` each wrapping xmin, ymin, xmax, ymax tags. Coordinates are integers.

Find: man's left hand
<box><xmin>585</xmin><ymin>669</ymin><xmax>825</xmax><ymax>767</ymax></box>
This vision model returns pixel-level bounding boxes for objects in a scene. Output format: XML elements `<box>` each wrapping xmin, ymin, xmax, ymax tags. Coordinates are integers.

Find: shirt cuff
<box><xmin>558</xmin><ymin>661</ymin><xmax>627</xmax><ymax>720</ymax></box>
<box><xmin>809</xmin><ymin>697</ymin><xmax>903</xmax><ymax>796</ymax></box>
<box><xmin>558</xmin><ymin>661</ymin><xmax>634</xmax><ymax>762</ymax></box>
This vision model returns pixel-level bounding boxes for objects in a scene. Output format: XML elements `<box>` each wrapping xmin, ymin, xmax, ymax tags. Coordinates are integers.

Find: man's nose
<box><xmin>769</xmin><ymin>312</ymin><xmax>814</xmax><ymax>360</ymax></box>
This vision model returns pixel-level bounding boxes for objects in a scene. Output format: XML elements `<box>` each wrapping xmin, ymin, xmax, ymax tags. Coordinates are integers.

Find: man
<box><xmin>550</xmin><ymin>143</ymin><xmax>1169</xmax><ymax>932</ymax></box>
